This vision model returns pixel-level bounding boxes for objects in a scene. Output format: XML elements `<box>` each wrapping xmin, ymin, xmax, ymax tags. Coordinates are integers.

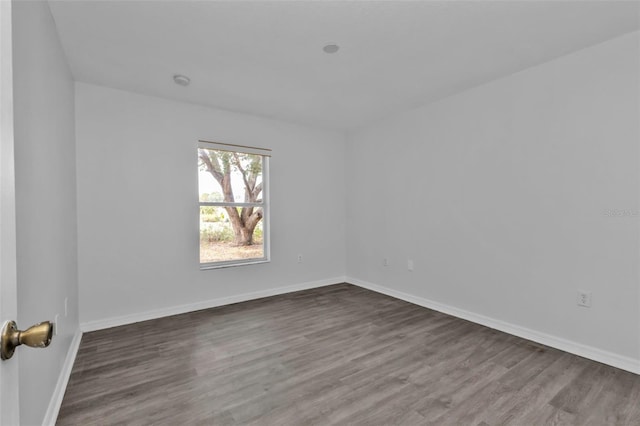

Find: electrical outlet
<box><xmin>54</xmin><ymin>314</ymin><xmax>59</xmax><ymax>336</ymax></box>
<box><xmin>408</xmin><ymin>259</ymin><xmax>414</xmax><ymax>272</ymax></box>
<box><xmin>577</xmin><ymin>290</ymin><xmax>592</xmax><ymax>308</ymax></box>
<box><xmin>297</xmin><ymin>254</ymin><xmax>303</xmax><ymax>263</ymax></box>
<box><xmin>383</xmin><ymin>258</ymin><xmax>389</xmax><ymax>267</ymax></box>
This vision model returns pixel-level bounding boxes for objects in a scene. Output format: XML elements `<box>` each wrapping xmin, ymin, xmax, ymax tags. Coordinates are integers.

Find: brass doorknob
<box><xmin>1</xmin><ymin>320</ymin><xmax>53</xmax><ymax>360</ymax></box>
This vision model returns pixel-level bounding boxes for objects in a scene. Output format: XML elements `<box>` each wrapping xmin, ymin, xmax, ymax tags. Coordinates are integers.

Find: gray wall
<box><xmin>12</xmin><ymin>1</ymin><xmax>79</xmax><ymax>425</ymax></box>
<box><xmin>346</xmin><ymin>32</ymin><xmax>640</xmax><ymax>362</ymax></box>
<box><xmin>75</xmin><ymin>83</ymin><xmax>346</xmax><ymax>326</ymax></box>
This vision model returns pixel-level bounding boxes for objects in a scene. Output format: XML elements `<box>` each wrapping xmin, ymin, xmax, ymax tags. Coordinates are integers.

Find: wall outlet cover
<box><xmin>577</xmin><ymin>290</ymin><xmax>592</xmax><ymax>308</ymax></box>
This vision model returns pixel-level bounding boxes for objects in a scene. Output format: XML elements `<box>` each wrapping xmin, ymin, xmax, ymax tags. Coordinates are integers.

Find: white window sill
<box><xmin>200</xmin><ymin>258</ymin><xmax>270</xmax><ymax>270</ymax></box>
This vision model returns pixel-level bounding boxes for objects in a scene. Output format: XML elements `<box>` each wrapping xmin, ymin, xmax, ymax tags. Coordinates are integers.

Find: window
<box><xmin>198</xmin><ymin>141</ymin><xmax>270</xmax><ymax>268</ymax></box>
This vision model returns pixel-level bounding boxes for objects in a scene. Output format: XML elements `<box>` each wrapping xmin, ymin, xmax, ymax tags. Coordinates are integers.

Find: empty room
<box><xmin>1</xmin><ymin>0</ymin><xmax>639</xmax><ymax>425</ymax></box>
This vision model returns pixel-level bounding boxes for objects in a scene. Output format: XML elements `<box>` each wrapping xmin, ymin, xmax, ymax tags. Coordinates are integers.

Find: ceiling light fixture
<box><xmin>323</xmin><ymin>44</ymin><xmax>339</xmax><ymax>54</ymax></box>
<box><xmin>173</xmin><ymin>74</ymin><xmax>191</xmax><ymax>86</ymax></box>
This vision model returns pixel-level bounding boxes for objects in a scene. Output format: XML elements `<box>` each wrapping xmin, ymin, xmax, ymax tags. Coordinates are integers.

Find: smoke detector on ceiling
<box><xmin>173</xmin><ymin>74</ymin><xmax>191</xmax><ymax>86</ymax></box>
<box><xmin>323</xmin><ymin>44</ymin><xmax>340</xmax><ymax>54</ymax></box>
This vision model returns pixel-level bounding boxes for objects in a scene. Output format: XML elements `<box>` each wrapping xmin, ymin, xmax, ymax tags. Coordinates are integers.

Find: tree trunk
<box><xmin>224</xmin><ymin>207</ymin><xmax>262</xmax><ymax>246</ymax></box>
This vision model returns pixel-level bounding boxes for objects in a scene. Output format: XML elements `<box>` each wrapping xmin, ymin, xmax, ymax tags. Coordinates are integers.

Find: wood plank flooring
<box><xmin>56</xmin><ymin>283</ymin><xmax>640</xmax><ymax>425</ymax></box>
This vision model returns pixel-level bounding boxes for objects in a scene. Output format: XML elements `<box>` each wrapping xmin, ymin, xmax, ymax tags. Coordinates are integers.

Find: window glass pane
<box><xmin>198</xmin><ymin>148</ymin><xmax>263</xmax><ymax>203</ymax></box>
<box><xmin>200</xmin><ymin>206</ymin><xmax>264</xmax><ymax>264</ymax></box>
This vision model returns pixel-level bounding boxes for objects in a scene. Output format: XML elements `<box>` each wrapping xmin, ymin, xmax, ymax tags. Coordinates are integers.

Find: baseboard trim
<box><xmin>80</xmin><ymin>276</ymin><xmax>347</xmax><ymax>332</ymax></box>
<box><xmin>347</xmin><ymin>277</ymin><xmax>640</xmax><ymax>375</ymax></box>
<box><xmin>42</xmin><ymin>329</ymin><xmax>83</xmax><ymax>426</ymax></box>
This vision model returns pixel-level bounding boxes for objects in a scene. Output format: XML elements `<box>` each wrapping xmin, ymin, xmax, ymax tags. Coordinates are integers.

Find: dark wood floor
<box><xmin>57</xmin><ymin>283</ymin><xmax>640</xmax><ymax>425</ymax></box>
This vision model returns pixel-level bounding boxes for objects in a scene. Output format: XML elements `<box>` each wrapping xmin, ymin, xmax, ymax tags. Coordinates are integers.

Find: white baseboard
<box><xmin>42</xmin><ymin>329</ymin><xmax>83</xmax><ymax>426</ymax></box>
<box><xmin>347</xmin><ymin>276</ymin><xmax>640</xmax><ymax>375</ymax></box>
<box><xmin>80</xmin><ymin>276</ymin><xmax>347</xmax><ymax>332</ymax></box>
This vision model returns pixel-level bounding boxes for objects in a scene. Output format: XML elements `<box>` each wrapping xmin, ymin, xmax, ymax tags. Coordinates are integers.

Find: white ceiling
<box><xmin>48</xmin><ymin>1</ymin><xmax>640</xmax><ymax>131</ymax></box>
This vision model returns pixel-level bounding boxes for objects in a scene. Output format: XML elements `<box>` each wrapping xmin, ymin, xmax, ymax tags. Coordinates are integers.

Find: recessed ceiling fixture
<box><xmin>323</xmin><ymin>44</ymin><xmax>339</xmax><ymax>54</ymax></box>
<box><xmin>173</xmin><ymin>74</ymin><xmax>191</xmax><ymax>86</ymax></box>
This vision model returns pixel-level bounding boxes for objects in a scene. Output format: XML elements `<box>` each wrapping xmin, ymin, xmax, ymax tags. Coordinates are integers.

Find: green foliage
<box><xmin>200</xmin><ymin>226</ymin><xmax>234</xmax><ymax>243</ymax></box>
<box><xmin>200</xmin><ymin>206</ymin><xmax>226</xmax><ymax>223</ymax></box>
<box><xmin>199</xmin><ymin>192</ymin><xmax>223</xmax><ymax>202</ymax></box>
<box><xmin>254</xmin><ymin>223</ymin><xmax>263</xmax><ymax>240</ymax></box>
<box><xmin>243</xmin><ymin>154</ymin><xmax>262</xmax><ymax>175</ymax></box>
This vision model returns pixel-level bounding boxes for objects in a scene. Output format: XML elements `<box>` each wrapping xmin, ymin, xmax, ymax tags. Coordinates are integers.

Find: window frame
<box><xmin>198</xmin><ymin>140</ymin><xmax>271</xmax><ymax>270</ymax></box>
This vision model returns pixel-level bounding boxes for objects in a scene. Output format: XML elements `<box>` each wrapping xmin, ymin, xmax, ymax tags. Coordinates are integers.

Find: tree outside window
<box><xmin>198</xmin><ymin>142</ymin><xmax>270</xmax><ymax>268</ymax></box>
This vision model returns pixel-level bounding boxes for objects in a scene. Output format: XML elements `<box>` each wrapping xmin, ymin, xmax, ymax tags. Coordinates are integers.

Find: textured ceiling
<box><xmin>48</xmin><ymin>0</ymin><xmax>640</xmax><ymax>130</ymax></box>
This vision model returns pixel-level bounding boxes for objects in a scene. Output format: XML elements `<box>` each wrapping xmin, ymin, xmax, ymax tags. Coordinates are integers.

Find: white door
<box><xmin>0</xmin><ymin>0</ymin><xmax>21</xmax><ymax>424</ymax></box>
